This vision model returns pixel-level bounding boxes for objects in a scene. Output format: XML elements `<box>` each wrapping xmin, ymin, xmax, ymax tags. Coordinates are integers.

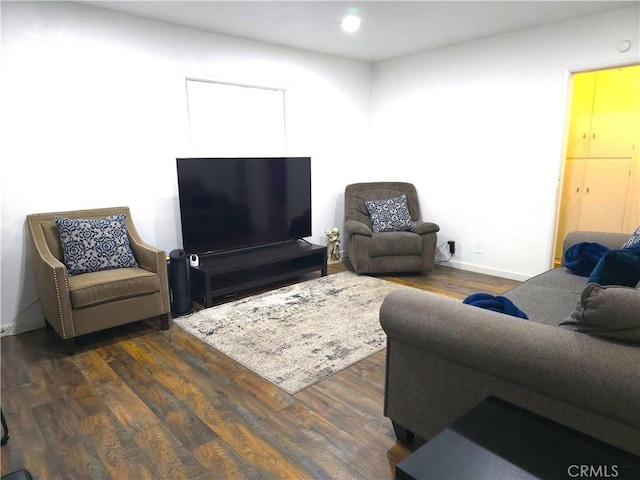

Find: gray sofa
<box><xmin>380</xmin><ymin>231</ymin><xmax>640</xmax><ymax>456</ymax></box>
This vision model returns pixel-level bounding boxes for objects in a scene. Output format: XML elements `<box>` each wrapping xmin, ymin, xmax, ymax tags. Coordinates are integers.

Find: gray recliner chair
<box><xmin>344</xmin><ymin>182</ymin><xmax>440</xmax><ymax>274</ymax></box>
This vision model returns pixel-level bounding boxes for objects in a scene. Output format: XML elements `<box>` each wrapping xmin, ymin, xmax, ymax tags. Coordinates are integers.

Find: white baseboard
<box><xmin>1</xmin><ymin>303</ymin><xmax>45</xmax><ymax>336</ymax></box>
<box><xmin>437</xmin><ymin>258</ymin><xmax>530</xmax><ymax>282</ymax></box>
<box><xmin>1</xmin><ymin>317</ymin><xmax>44</xmax><ymax>336</ymax></box>
<box><xmin>344</xmin><ymin>253</ymin><xmax>530</xmax><ymax>282</ymax></box>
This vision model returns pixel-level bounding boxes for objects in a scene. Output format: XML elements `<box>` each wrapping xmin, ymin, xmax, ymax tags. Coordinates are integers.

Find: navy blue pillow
<box><xmin>588</xmin><ymin>245</ymin><xmax>640</xmax><ymax>287</ymax></box>
<box><xmin>463</xmin><ymin>293</ymin><xmax>528</xmax><ymax>319</ymax></box>
<box><xmin>564</xmin><ymin>242</ymin><xmax>610</xmax><ymax>277</ymax></box>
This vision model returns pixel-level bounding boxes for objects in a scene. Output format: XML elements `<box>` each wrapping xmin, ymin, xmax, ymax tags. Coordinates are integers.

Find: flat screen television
<box><xmin>176</xmin><ymin>157</ymin><xmax>312</xmax><ymax>255</ymax></box>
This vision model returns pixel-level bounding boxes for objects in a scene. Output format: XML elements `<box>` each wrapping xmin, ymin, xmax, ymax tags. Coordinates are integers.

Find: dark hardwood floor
<box><xmin>1</xmin><ymin>263</ymin><xmax>520</xmax><ymax>479</ymax></box>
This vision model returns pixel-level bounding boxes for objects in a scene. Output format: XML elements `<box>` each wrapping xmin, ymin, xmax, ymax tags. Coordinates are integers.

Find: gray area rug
<box><xmin>173</xmin><ymin>271</ymin><xmax>411</xmax><ymax>394</ymax></box>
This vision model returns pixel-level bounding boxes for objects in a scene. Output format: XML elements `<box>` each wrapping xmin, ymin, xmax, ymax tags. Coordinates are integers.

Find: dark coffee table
<box><xmin>396</xmin><ymin>396</ymin><xmax>640</xmax><ymax>480</ymax></box>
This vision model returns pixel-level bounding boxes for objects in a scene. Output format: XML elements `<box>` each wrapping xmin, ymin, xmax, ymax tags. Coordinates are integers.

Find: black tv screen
<box><xmin>176</xmin><ymin>157</ymin><xmax>312</xmax><ymax>255</ymax></box>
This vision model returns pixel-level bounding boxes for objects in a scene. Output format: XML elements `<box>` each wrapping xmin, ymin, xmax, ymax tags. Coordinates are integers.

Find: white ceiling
<box><xmin>84</xmin><ymin>1</ymin><xmax>637</xmax><ymax>62</ymax></box>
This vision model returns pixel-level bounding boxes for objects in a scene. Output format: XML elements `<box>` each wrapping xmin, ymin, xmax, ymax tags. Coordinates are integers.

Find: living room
<box><xmin>2</xmin><ymin>0</ymin><xmax>638</xmax><ymax>336</ymax></box>
<box><xmin>1</xmin><ymin>1</ymin><xmax>639</xmax><ymax>478</ymax></box>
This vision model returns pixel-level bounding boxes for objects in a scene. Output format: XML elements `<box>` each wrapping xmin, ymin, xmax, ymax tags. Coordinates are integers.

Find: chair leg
<box><xmin>160</xmin><ymin>313</ymin><xmax>170</xmax><ymax>330</ymax></box>
<box><xmin>44</xmin><ymin>320</ymin><xmax>76</xmax><ymax>355</ymax></box>
<box><xmin>61</xmin><ymin>338</ymin><xmax>75</xmax><ymax>355</ymax></box>
<box><xmin>1</xmin><ymin>408</ymin><xmax>9</xmax><ymax>445</ymax></box>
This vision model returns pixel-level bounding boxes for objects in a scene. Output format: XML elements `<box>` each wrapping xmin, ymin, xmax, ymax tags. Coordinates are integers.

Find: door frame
<box><xmin>550</xmin><ymin>62</ymin><xmax>640</xmax><ymax>268</ymax></box>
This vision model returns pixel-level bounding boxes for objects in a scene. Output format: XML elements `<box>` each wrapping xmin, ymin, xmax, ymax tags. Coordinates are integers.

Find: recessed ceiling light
<box><xmin>341</xmin><ymin>14</ymin><xmax>361</xmax><ymax>33</ymax></box>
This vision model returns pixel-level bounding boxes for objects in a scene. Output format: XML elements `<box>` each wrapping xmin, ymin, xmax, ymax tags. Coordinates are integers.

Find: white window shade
<box><xmin>186</xmin><ymin>79</ymin><xmax>286</xmax><ymax>157</ymax></box>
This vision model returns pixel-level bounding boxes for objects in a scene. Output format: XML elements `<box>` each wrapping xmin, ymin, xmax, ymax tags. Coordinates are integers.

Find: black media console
<box><xmin>190</xmin><ymin>240</ymin><xmax>327</xmax><ymax>307</ymax></box>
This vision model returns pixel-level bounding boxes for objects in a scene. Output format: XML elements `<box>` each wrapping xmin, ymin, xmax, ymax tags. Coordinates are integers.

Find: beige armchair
<box><xmin>344</xmin><ymin>182</ymin><xmax>440</xmax><ymax>274</ymax></box>
<box><xmin>27</xmin><ymin>207</ymin><xmax>170</xmax><ymax>354</ymax></box>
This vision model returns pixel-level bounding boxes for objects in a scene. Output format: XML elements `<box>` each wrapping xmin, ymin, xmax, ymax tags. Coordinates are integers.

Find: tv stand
<box><xmin>190</xmin><ymin>241</ymin><xmax>327</xmax><ymax>307</ymax></box>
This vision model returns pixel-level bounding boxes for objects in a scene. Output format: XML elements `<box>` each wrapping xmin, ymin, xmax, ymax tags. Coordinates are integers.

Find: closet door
<box><xmin>559</xmin><ymin>161</ymin><xmax>586</xmax><ymax>233</ymax></box>
<box><xmin>554</xmin><ymin>159</ymin><xmax>632</xmax><ymax>265</ymax></box>
<box><xmin>588</xmin><ymin>66</ymin><xmax>640</xmax><ymax>159</ymax></box>
<box><xmin>565</xmin><ymin>74</ymin><xmax>595</xmax><ymax>159</ymax></box>
<box><xmin>578</xmin><ymin>160</ymin><xmax>632</xmax><ymax>232</ymax></box>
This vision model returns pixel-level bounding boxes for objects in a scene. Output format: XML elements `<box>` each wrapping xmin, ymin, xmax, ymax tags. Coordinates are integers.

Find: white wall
<box><xmin>0</xmin><ymin>1</ymin><xmax>372</xmax><ymax>334</ymax></box>
<box><xmin>371</xmin><ymin>6</ymin><xmax>639</xmax><ymax>280</ymax></box>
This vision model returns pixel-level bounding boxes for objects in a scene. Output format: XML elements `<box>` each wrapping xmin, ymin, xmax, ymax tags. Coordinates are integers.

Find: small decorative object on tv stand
<box><xmin>189</xmin><ymin>240</ymin><xmax>327</xmax><ymax>308</ymax></box>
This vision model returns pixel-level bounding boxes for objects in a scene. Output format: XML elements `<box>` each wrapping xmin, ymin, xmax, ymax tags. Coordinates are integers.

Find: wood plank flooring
<box><xmin>1</xmin><ymin>263</ymin><xmax>520</xmax><ymax>479</ymax></box>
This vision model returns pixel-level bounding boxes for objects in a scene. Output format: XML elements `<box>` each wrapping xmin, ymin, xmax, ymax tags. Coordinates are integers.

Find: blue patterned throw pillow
<box><xmin>364</xmin><ymin>194</ymin><xmax>416</xmax><ymax>233</ymax></box>
<box><xmin>55</xmin><ymin>214</ymin><xmax>139</xmax><ymax>276</ymax></box>
<box><xmin>622</xmin><ymin>226</ymin><xmax>640</xmax><ymax>249</ymax></box>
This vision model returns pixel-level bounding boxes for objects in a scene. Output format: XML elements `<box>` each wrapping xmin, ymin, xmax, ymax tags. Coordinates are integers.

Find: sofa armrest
<box><xmin>412</xmin><ymin>221</ymin><xmax>440</xmax><ymax>235</ymax></box>
<box><xmin>380</xmin><ymin>288</ymin><xmax>640</xmax><ymax>430</ymax></box>
<box><xmin>345</xmin><ymin>220</ymin><xmax>373</xmax><ymax>237</ymax></box>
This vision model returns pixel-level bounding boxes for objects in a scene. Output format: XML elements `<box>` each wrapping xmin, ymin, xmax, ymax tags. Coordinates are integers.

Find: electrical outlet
<box><xmin>475</xmin><ymin>242</ymin><xmax>483</xmax><ymax>254</ymax></box>
<box><xmin>447</xmin><ymin>240</ymin><xmax>456</xmax><ymax>255</ymax></box>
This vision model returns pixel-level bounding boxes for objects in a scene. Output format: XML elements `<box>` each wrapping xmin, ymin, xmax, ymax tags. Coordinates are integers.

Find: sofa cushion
<box><xmin>68</xmin><ymin>267</ymin><xmax>159</xmax><ymax>309</ymax></box>
<box><xmin>562</xmin><ymin>232</ymin><xmax>631</xmax><ymax>263</ymax></box>
<box><xmin>560</xmin><ymin>284</ymin><xmax>640</xmax><ymax>344</ymax></box>
<box><xmin>524</xmin><ymin>268</ymin><xmax>588</xmax><ymax>294</ymax></box>
<box><xmin>622</xmin><ymin>226</ymin><xmax>640</xmax><ymax>249</ymax></box>
<box><xmin>502</xmin><ymin>284</ymin><xmax>579</xmax><ymax>327</ymax></box>
<box><xmin>369</xmin><ymin>231</ymin><xmax>422</xmax><ymax>257</ymax></box>
<box><xmin>587</xmin><ymin>247</ymin><xmax>640</xmax><ymax>287</ymax></box>
<box><xmin>364</xmin><ymin>194</ymin><xmax>416</xmax><ymax>233</ymax></box>
<box><xmin>55</xmin><ymin>214</ymin><xmax>139</xmax><ymax>276</ymax></box>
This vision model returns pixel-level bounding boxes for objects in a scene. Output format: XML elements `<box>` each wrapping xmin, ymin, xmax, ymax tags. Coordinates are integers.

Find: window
<box><xmin>185</xmin><ymin>79</ymin><xmax>287</xmax><ymax>157</ymax></box>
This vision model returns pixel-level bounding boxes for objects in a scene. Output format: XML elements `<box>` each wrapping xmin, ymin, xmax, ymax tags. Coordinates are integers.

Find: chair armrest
<box><xmin>124</xmin><ymin>219</ymin><xmax>166</xmax><ymax>274</ymax></box>
<box><xmin>27</xmin><ymin>221</ymin><xmax>75</xmax><ymax>338</ymax></box>
<box><xmin>412</xmin><ymin>221</ymin><xmax>440</xmax><ymax>235</ymax></box>
<box><xmin>128</xmin><ymin>236</ymin><xmax>165</xmax><ymax>273</ymax></box>
<box><xmin>380</xmin><ymin>288</ymin><xmax>640</xmax><ymax>430</ymax></box>
<box><xmin>127</xmin><ymin>231</ymin><xmax>170</xmax><ymax>315</ymax></box>
<box><xmin>345</xmin><ymin>220</ymin><xmax>373</xmax><ymax>237</ymax></box>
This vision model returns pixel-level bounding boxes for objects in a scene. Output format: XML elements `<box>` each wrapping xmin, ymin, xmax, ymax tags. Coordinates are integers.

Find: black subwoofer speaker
<box><xmin>169</xmin><ymin>249</ymin><xmax>192</xmax><ymax>316</ymax></box>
